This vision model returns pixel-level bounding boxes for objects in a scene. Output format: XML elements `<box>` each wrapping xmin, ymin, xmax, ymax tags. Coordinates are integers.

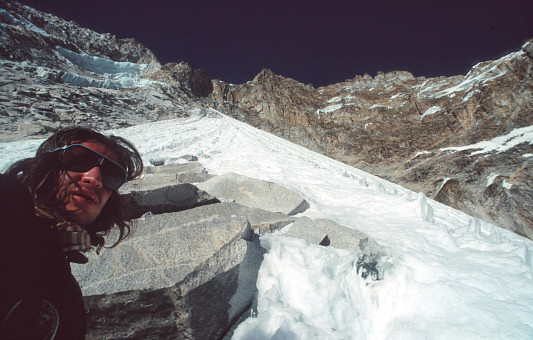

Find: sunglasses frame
<box><xmin>50</xmin><ymin>144</ymin><xmax>128</xmax><ymax>190</ymax></box>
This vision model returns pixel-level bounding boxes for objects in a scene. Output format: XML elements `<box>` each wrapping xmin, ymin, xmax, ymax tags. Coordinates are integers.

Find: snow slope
<box><xmin>1</xmin><ymin>110</ymin><xmax>532</xmax><ymax>339</ymax></box>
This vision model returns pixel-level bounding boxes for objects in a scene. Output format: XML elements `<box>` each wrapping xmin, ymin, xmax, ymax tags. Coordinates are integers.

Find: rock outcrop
<box><xmin>72</xmin><ymin>161</ymin><xmax>383</xmax><ymax>339</ymax></box>
<box><xmin>143</xmin><ymin>61</ymin><xmax>213</xmax><ymax>98</ymax></box>
<box><xmin>119</xmin><ymin>161</ymin><xmax>218</xmax><ymax>219</ymax></box>
<box><xmin>196</xmin><ymin>172</ymin><xmax>310</xmax><ymax>216</ymax></box>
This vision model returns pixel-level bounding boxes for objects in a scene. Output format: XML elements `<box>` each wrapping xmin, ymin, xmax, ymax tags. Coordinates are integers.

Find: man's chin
<box><xmin>64</xmin><ymin>209</ymin><xmax>97</xmax><ymax>226</ymax></box>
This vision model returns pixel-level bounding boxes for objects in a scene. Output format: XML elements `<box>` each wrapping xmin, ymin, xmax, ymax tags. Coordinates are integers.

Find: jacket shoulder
<box><xmin>0</xmin><ymin>174</ymin><xmax>35</xmax><ymax>225</ymax></box>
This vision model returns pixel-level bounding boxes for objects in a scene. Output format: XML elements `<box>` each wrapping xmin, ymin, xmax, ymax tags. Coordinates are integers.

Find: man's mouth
<box><xmin>71</xmin><ymin>189</ymin><xmax>98</xmax><ymax>205</ymax></box>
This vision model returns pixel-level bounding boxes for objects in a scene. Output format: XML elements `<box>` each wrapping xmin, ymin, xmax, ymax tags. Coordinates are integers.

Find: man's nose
<box><xmin>81</xmin><ymin>166</ymin><xmax>103</xmax><ymax>188</ymax></box>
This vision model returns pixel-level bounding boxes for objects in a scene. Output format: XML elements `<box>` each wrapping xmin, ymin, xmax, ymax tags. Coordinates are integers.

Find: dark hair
<box><xmin>5</xmin><ymin>126</ymin><xmax>143</xmax><ymax>252</ymax></box>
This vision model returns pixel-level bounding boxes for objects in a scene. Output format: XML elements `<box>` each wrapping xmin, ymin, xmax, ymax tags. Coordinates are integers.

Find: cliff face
<box><xmin>0</xmin><ymin>0</ymin><xmax>212</xmax><ymax>142</ymax></box>
<box><xmin>210</xmin><ymin>44</ymin><xmax>533</xmax><ymax>238</ymax></box>
<box><xmin>1</xmin><ymin>0</ymin><xmax>531</xmax><ymax>238</ymax></box>
<box><xmin>0</xmin><ymin>0</ymin><xmax>156</xmax><ymax>64</ymax></box>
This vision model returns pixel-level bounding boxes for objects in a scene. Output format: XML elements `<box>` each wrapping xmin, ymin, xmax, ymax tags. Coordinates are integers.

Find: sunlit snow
<box><xmin>316</xmin><ymin>103</ymin><xmax>343</xmax><ymax>116</ymax></box>
<box><xmin>420</xmin><ymin>105</ymin><xmax>441</xmax><ymax>120</ymax></box>
<box><xmin>441</xmin><ymin>125</ymin><xmax>533</xmax><ymax>156</ymax></box>
<box><xmin>1</xmin><ymin>110</ymin><xmax>532</xmax><ymax>340</ymax></box>
<box><xmin>486</xmin><ymin>173</ymin><xmax>499</xmax><ymax>187</ymax></box>
<box><xmin>326</xmin><ymin>96</ymin><xmax>342</xmax><ymax>103</ymax></box>
<box><xmin>369</xmin><ymin>104</ymin><xmax>393</xmax><ymax>110</ymax></box>
<box><xmin>503</xmin><ymin>180</ymin><xmax>513</xmax><ymax>190</ymax></box>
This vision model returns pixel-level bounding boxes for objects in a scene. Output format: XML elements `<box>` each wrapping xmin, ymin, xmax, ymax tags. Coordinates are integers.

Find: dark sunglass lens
<box><xmin>62</xmin><ymin>146</ymin><xmax>98</xmax><ymax>172</ymax></box>
<box><xmin>101</xmin><ymin>160</ymin><xmax>126</xmax><ymax>190</ymax></box>
<box><xmin>102</xmin><ymin>176</ymin><xmax>123</xmax><ymax>190</ymax></box>
<box><xmin>60</xmin><ymin>145</ymin><xmax>126</xmax><ymax>190</ymax></box>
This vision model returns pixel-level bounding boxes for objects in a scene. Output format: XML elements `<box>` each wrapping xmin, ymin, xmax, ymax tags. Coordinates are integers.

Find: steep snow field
<box><xmin>1</xmin><ymin>110</ymin><xmax>532</xmax><ymax>339</ymax></box>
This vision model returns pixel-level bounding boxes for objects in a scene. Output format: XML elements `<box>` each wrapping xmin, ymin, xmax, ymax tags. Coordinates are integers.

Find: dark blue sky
<box><xmin>19</xmin><ymin>0</ymin><xmax>533</xmax><ymax>87</ymax></box>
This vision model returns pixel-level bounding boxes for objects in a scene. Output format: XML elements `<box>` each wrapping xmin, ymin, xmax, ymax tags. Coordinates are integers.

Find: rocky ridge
<box><xmin>0</xmin><ymin>0</ymin><xmax>532</xmax><ymax>238</ymax></box>
<box><xmin>0</xmin><ymin>0</ymin><xmax>212</xmax><ymax>142</ymax></box>
<box><xmin>210</xmin><ymin>47</ymin><xmax>533</xmax><ymax>238</ymax></box>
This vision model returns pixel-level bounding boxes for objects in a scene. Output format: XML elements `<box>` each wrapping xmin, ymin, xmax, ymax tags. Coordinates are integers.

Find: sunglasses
<box><xmin>51</xmin><ymin>144</ymin><xmax>128</xmax><ymax>190</ymax></box>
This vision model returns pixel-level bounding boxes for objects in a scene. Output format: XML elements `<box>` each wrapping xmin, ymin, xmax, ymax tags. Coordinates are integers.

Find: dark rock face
<box><xmin>84</xmin><ymin>286</ymin><xmax>189</xmax><ymax>339</ymax></box>
<box><xmin>211</xmin><ymin>69</ymin><xmax>323</xmax><ymax>150</ymax></box>
<box><xmin>143</xmin><ymin>61</ymin><xmax>213</xmax><ymax>98</ymax></box>
<box><xmin>122</xmin><ymin>183</ymin><xmax>220</xmax><ymax>219</ymax></box>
